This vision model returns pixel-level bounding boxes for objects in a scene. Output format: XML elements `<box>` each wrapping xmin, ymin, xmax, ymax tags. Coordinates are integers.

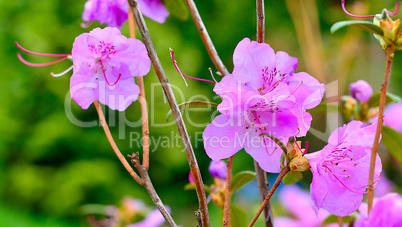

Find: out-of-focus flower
<box><xmin>127</xmin><ymin>207</ymin><xmax>169</xmax><ymax>227</ymax></box>
<box><xmin>354</xmin><ymin>193</ymin><xmax>402</xmax><ymax>227</ymax></box>
<box><xmin>349</xmin><ymin>80</ymin><xmax>373</xmax><ymax>102</ymax></box>
<box><xmin>383</xmin><ymin>102</ymin><xmax>402</xmax><ymax>133</ymax></box>
<box><xmin>137</xmin><ymin>0</ymin><xmax>169</xmax><ymax>23</ymax></box>
<box><xmin>82</xmin><ymin>0</ymin><xmax>168</xmax><ymax>27</ymax></box>
<box><xmin>305</xmin><ymin>121</ymin><xmax>382</xmax><ymax>216</ymax></box>
<box><xmin>374</xmin><ymin>174</ymin><xmax>395</xmax><ymax>197</ymax></box>
<box><xmin>82</xmin><ymin>0</ymin><xmax>128</xmax><ymax>28</ymax></box>
<box><xmin>275</xmin><ymin>185</ymin><xmax>339</xmax><ymax>227</ymax></box>
<box><xmin>208</xmin><ymin>160</ymin><xmax>227</xmax><ymax>180</ymax></box>
<box><xmin>71</xmin><ymin>27</ymin><xmax>150</xmax><ymax>111</ymax></box>
<box><xmin>203</xmin><ymin>38</ymin><xmax>325</xmax><ymax>173</ymax></box>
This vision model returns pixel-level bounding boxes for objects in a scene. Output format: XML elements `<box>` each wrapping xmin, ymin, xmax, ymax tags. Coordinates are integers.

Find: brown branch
<box><xmin>94</xmin><ymin>100</ymin><xmax>143</xmax><ymax>185</ymax></box>
<box><xmin>128</xmin><ymin>5</ymin><xmax>150</xmax><ymax>170</ymax></box>
<box><xmin>256</xmin><ymin>0</ymin><xmax>265</xmax><ymax>43</ymax></box>
<box><xmin>185</xmin><ymin>0</ymin><xmax>229</xmax><ymax>76</ymax></box>
<box><xmin>129</xmin><ymin>153</ymin><xmax>177</xmax><ymax>226</ymax></box>
<box><xmin>254</xmin><ymin>161</ymin><xmax>273</xmax><ymax>227</ymax></box>
<box><xmin>222</xmin><ymin>156</ymin><xmax>234</xmax><ymax>226</ymax></box>
<box><xmin>255</xmin><ymin>1</ymin><xmax>273</xmax><ymax>226</ymax></box>
<box><xmin>367</xmin><ymin>47</ymin><xmax>395</xmax><ymax>213</ymax></box>
<box><xmin>249</xmin><ymin>166</ymin><xmax>290</xmax><ymax>227</ymax></box>
<box><xmin>127</xmin><ymin>1</ymin><xmax>210</xmax><ymax>226</ymax></box>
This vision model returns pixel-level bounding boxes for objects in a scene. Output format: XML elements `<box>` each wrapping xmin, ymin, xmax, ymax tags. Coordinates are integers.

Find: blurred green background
<box><xmin>1</xmin><ymin>0</ymin><xmax>402</xmax><ymax>226</ymax></box>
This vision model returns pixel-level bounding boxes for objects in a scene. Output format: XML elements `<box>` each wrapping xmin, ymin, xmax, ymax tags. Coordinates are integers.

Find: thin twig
<box><xmin>184</xmin><ymin>0</ymin><xmax>229</xmax><ymax>76</ymax></box>
<box><xmin>249</xmin><ymin>166</ymin><xmax>290</xmax><ymax>227</ymax></box>
<box><xmin>94</xmin><ymin>100</ymin><xmax>143</xmax><ymax>185</ymax></box>
<box><xmin>129</xmin><ymin>153</ymin><xmax>177</xmax><ymax>226</ymax></box>
<box><xmin>367</xmin><ymin>47</ymin><xmax>395</xmax><ymax>213</ymax></box>
<box><xmin>254</xmin><ymin>161</ymin><xmax>273</xmax><ymax>227</ymax></box>
<box><xmin>128</xmin><ymin>5</ymin><xmax>150</xmax><ymax>170</ymax></box>
<box><xmin>127</xmin><ymin>1</ymin><xmax>210</xmax><ymax>226</ymax></box>
<box><xmin>337</xmin><ymin>216</ymin><xmax>343</xmax><ymax>227</ymax></box>
<box><xmin>256</xmin><ymin>0</ymin><xmax>265</xmax><ymax>43</ymax></box>
<box><xmin>255</xmin><ymin>1</ymin><xmax>273</xmax><ymax>226</ymax></box>
<box><xmin>222</xmin><ymin>156</ymin><xmax>234</xmax><ymax>226</ymax></box>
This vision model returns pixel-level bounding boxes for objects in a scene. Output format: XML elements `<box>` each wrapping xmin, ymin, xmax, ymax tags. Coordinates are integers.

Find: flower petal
<box><xmin>98</xmin><ymin>77</ymin><xmax>140</xmax><ymax>111</ymax></box>
<box><xmin>137</xmin><ymin>0</ymin><xmax>169</xmax><ymax>23</ymax></box>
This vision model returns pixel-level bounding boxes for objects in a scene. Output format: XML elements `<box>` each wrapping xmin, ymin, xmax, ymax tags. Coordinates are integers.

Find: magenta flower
<box><xmin>82</xmin><ymin>0</ymin><xmax>168</xmax><ymax>27</ymax></box>
<box><xmin>70</xmin><ymin>27</ymin><xmax>150</xmax><ymax>111</ymax></box>
<box><xmin>305</xmin><ymin>121</ymin><xmax>382</xmax><ymax>216</ymax></box>
<box><xmin>349</xmin><ymin>80</ymin><xmax>373</xmax><ymax>102</ymax></box>
<box><xmin>354</xmin><ymin>193</ymin><xmax>402</xmax><ymax>227</ymax></box>
<box><xmin>383</xmin><ymin>102</ymin><xmax>402</xmax><ymax>132</ymax></box>
<box><xmin>127</xmin><ymin>208</ymin><xmax>169</xmax><ymax>227</ymax></box>
<box><xmin>137</xmin><ymin>0</ymin><xmax>169</xmax><ymax>23</ymax></box>
<box><xmin>82</xmin><ymin>0</ymin><xmax>128</xmax><ymax>28</ymax></box>
<box><xmin>275</xmin><ymin>185</ymin><xmax>339</xmax><ymax>227</ymax></box>
<box><xmin>203</xmin><ymin>38</ymin><xmax>325</xmax><ymax>173</ymax></box>
<box><xmin>209</xmin><ymin>160</ymin><xmax>227</xmax><ymax>180</ymax></box>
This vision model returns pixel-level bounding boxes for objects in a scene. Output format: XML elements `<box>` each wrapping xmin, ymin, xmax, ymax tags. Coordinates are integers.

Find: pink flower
<box><xmin>82</xmin><ymin>0</ymin><xmax>128</xmax><ymax>28</ymax></box>
<box><xmin>305</xmin><ymin>121</ymin><xmax>382</xmax><ymax>216</ymax></box>
<box><xmin>209</xmin><ymin>160</ymin><xmax>227</xmax><ymax>179</ymax></box>
<box><xmin>349</xmin><ymin>80</ymin><xmax>373</xmax><ymax>102</ymax></box>
<box><xmin>137</xmin><ymin>0</ymin><xmax>169</xmax><ymax>23</ymax></box>
<box><xmin>275</xmin><ymin>185</ymin><xmax>339</xmax><ymax>227</ymax></box>
<box><xmin>71</xmin><ymin>27</ymin><xmax>150</xmax><ymax>111</ymax></box>
<box><xmin>203</xmin><ymin>38</ymin><xmax>325</xmax><ymax>173</ymax></box>
<box><xmin>82</xmin><ymin>0</ymin><xmax>168</xmax><ymax>27</ymax></box>
<box><xmin>354</xmin><ymin>193</ymin><xmax>402</xmax><ymax>227</ymax></box>
<box><xmin>383</xmin><ymin>102</ymin><xmax>402</xmax><ymax>133</ymax></box>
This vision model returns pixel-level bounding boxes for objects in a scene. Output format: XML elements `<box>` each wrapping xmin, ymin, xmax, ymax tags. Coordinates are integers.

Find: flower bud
<box><xmin>289</xmin><ymin>156</ymin><xmax>310</xmax><ymax>172</ymax></box>
<box><xmin>349</xmin><ymin>80</ymin><xmax>373</xmax><ymax>102</ymax></box>
<box><xmin>209</xmin><ymin>160</ymin><xmax>227</xmax><ymax>180</ymax></box>
<box><xmin>287</xmin><ymin>141</ymin><xmax>303</xmax><ymax>160</ymax></box>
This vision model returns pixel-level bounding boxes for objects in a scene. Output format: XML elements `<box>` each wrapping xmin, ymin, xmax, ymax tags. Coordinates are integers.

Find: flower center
<box><xmin>258</xmin><ymin>66</ymin><xmax>286</xmax><ymax>95</ymax></box>
<box><xmin>89</xmin><ymin>41</ymin><xmax>116</xmax><ymax>61</ymax></box>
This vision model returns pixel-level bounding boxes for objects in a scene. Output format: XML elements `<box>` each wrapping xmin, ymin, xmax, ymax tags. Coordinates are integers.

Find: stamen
<box><xmin>254</xmin><ymin>112</ymin><xmax>274</xmax><ymax>156</ymax></box>
<box><xmin>15</xmin><ymin>42</ymin><xmax>71</xmax><ymax>57</ymax></box>
<box><xmin>99</xmin><ymin>60</ymin><xmax>122</xmax><ymax>86</ymax></box>
<box><xmin>290</xmin><ymin>81</ymin><xmax>303</xmax><ymax>96</ymax></box>
<box><xmin>17</xmin><ymin>53</ymin><xmax>69</xmax><ymax>67</ymax></box>
<box><xmin>325</xmin><ymin>167</ymin><xmax>368</xmax><ymax>194</ymax></box>
<box><xmin>51</xmin><ymin>65</ymin><xmax>73</xmax><ymax>77</ymax></box>
<box><xmin>385</xmin><ymin>1</ymin><xmax>400</xmax><ymax>16</ymax></box>
<box><xmin>80</xmin><ymin>20</ymin><xmax>93</xmax><ymax>28</ymax></box>
<box><xmin>341</xmin><ymin>0</ymin><xmax>376</xmax><ymax>18</ymax></box>
<box><xmin>209</xmin><ymin>67</ymin><xmax>218</xmax><ymax>83</ymax></box>
<box><xmin>169</xmin><ymin>48</ymin><xmax>216</xmax><ymax>85</ymax></box>
<box><xmin>304</xmin><ymin>141</ymin><xmax>309</xmax><ymax>155</ymax></box>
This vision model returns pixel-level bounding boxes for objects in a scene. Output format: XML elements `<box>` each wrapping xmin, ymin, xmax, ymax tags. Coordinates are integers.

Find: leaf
<box><xmin>282</xmin><ymin>171</ymin><xmax>303</xmax><ymax>185</ymax></box>
<box><xmin>164</xmin><ymin>0</ymin><xmax>189</xmax><ymax>21</ymax></box>
<box><xmin>330</xmin><ymin>20</ymin><xmax>384</xmax><ymax>36</ymax></box>
<box><xmin>165</xmin><ymin>101</ymin><xmax>218</xmax><ymax>121</ymax></box>
<box><xmin>259</xmin><ymin>133</ymin><xmax>288</xmax><ymax>155</ymax></box>
<box><xmin>184</xmin><ymin>183</ymin><xmax>212</xmax><ymax>193</ymax></box>
<box><xmin>308</xmin><ymin>102</ymin><xmax>343</xmax><ymax>114</ymax></box>
<box><xmin>368</xmin><ymin>92</ymin><xmax>401</xmax><ymax>108</ymax></box>
<box><xmin>229</xmin><ymin>204</ymin><xmax>248</xmax><ymax>227</ymax></box>
<box><xmin>231</xmin><ymin>171</ymin><xmax>256</xmax><ymax>193</ymax></box>
<box><xmin>381</xmin><ymin>126</ymin><xmax>402</xmax><ymax>164</ymax></box>
<box><xmin>323</xmin><ymin>214</ymin><xmax>354</xmax><ymax>225</ymax></box>
<box><xmin>80</xmin><ymin>204</ymin><xmax>109</xmax><ymax>216</ymax></box>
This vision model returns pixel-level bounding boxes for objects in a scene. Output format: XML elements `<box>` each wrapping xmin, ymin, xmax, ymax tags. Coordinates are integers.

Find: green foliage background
<box><xmin>0</xmin><ymin>0</ymin><xmax>401</xmax><ymax>226</ymax></box>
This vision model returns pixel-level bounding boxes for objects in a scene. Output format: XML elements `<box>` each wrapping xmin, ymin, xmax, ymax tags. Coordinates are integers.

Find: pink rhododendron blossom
<box><xmin>349</xmin><ymin>80</ymin><xmax>373</xmax><ymax>102</ymax></box>
<box><xmin>382</xmin><ymin>102</ymin><xmax>402</xmax><ymax>132</ymax></box>
<box><xmin>82</xmin><ymin>0</ymin><xmax>128</xmax><ymax>28</ymax></box>
<box><xmin>82</xmin><ymin>0</ymin><xmax>168</xmax><ymax>27</ymax></box>
<box><xmin>127</xmin><ymin>207</ymin><xmax>169</xmax><ymax>227</ymax></box>
<box><xmin>137</xmin><ymin>0</ymin><xmax>169</xmax><ymax>23</ymax></box>
<box><xmin>275</xmin><ymin>185</ymin><xmax>340</xmax><ymax>227</ymax></box>
<box><xmin>71</xmin><ymin>27</ymin><xmax>150</xmax><ymax>111</ymax></box>
<box><xmin>354</xmin><ymin>193</ymin><xmax>402</xmax><ymax>227</ymax></box>
<box><xmin>305</xmin><ymin>121</ymin><xmax>382</xmax><ymax>216</ymax></box>
<box><xmin>209</xmin><ymin>160</ymin><xmax>227</xmax><ymax>179</ymax></box>
<box><xmin>203</xmin><ymin>38</ymin><xmax>325</xmax><ymax>173</ymax></box>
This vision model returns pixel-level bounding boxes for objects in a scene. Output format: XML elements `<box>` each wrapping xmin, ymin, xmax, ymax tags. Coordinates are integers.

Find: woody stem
<box><xmin>367</xmin><ymin>47</ymin><xmax>395</xmax><ymax>213</ymax></box>
<box><xmin>249</xmin><ymin>166</ymin><xmax>290</xmax><ymax>226</ymax></box>
<box><xmin>128</xmin><ymin>1</ymin><xmax>210</xmax><ymax>226</ymax></box>
<box><xmin>222</xmin><ymin>156</ymin><xmax>234</xmax><ymax>226</ymax></box>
